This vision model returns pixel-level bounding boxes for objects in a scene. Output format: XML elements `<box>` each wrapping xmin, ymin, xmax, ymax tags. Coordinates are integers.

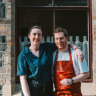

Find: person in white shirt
<box><xmin>53</xmin><ymin>27</ymin><xmax>89</xmax><ymax>96</ymax></box>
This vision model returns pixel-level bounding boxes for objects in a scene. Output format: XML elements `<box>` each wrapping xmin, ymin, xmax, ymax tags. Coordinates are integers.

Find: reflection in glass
<box><xmin>18</xmin><ymin>0</ymin><xmax>52</xmax><ymax>7</ymax></box>
<box><xmin>54</xmin><ymin>0</ymin><xmax>88</xmax><ymax>6</ymax></box>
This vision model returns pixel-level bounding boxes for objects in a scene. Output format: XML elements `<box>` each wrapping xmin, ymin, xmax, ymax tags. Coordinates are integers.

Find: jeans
<box><xmin>22</xmin><ymin>79</ymin><xmax>53</xmax><ymax>96</ymax></box>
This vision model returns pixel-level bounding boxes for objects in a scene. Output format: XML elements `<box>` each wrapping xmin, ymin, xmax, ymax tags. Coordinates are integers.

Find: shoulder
<box><xmin>18</xmin><ymin>45</ymin><xmax>30</xmax><ymax>58</ymax></box>
<box><xmin>70</xmin><ymin>48</ymin><xmax>77</xmax><ymax>62</ymax></box>
<box><xmin>70</xmin><ymin>48</ymin><xmax>76</xmax><ymax>55</ymax></box>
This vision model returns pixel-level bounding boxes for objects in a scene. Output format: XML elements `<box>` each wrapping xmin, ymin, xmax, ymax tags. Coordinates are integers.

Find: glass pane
<box><xmin>2</xmin><ymin>36</ymin><xmax>6</xmax><ymax>43</ymax></box>
<box><xmin>0</xmin><ymin>36</ymin><xmax>6</xmax><ymax>43</ymax></box>
<box><xmin>55</xmin><ymin>10</ymin><xmax>88</xmax><ymax>37</ymax></box>
<box><xmin>0</xmin><ymin>53</ymin><xmax>2</xmax><ymax>58</ymax></box>
<box><xmin>0</xmin><ymin>60</ymin><xmax>2</xmax><ymax>67</ymax></box>
<box><xmin>55</xmin><ymin>10</ymin><xmax>88</xmax><ymax>64</ymax></box>
<box><xmin>0</xmin><ymin>3</ymin><xmax>5</xmax><ymax>18</ymax></box>
<box><xmin>18</xmin><ymin>9</ymin><xmax>53</xmax><ymax>41</ymax></box>
<box><xmin>54</xmin><ymin>0</ymin><xmax>88</xmax><ymax>6</ymax></box>
<box><xmin>0</xmin><ymin>85</ymin><xmax>2</xmax><ymax>96</ymax></box>
<box><xmin>18</xmin><ymin>0</ymin><xmax>52</xmax><ymax>7</ymax></box>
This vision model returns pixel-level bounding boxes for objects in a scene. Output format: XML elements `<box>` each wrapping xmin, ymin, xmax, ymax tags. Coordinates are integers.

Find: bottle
<box><xmin>83</xmin><ymin>36</ymin><xmax>88</xmax><ymax>64</ymax></box>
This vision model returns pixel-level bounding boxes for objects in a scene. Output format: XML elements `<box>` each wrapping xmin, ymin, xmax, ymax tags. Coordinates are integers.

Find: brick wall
<box><xmin>81</xmin><ymin>0</ymin><xmax>96</xmax><ymax>96</ymax></box>
<box><xmin>0</xmin><ymin>0</ymin><xmax>15</xmax><ymax>96</ymax></box>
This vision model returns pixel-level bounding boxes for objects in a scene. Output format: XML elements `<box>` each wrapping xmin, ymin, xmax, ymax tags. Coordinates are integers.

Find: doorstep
<box><xmin>12</xmin><ymin>84</ymin><xmax>22</xmax><ymax>96</ymax></box>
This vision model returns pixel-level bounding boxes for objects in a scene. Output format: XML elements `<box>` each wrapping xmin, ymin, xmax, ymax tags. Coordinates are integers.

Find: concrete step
<box><xmin>12</xmin><ymin>84</ymin><xmax>22</xmax><ymax>96</ymax></box>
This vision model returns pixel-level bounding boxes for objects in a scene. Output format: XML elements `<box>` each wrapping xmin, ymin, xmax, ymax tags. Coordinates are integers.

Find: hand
<box><xmin>69</xmin><ymin>44</ymin><xmax>84</xmax><ymax>62</ymax></box>
<box><xmin>75</xmin><ymin>48</ymin><xmax>84</xmax><ymax>62</ymax></box>
<box><xmin>60</xmin><ymin>79</ymin><xmax>72</xmax><ymax>86</ymax></box>
<box><xmin>69</xmin><ymin>43</ymin><xmax>84</xmax><ymax>62</ymax></box>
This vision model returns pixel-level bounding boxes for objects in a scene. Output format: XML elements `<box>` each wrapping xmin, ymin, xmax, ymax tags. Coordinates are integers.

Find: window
<box><xmin>0</xmin><ymin>36</ymin><xmax>6</xmax><ymax>67</ymax></box>
<box><xmin>18</xmin><ymin>0</ymin><xmax>52</xmax><ymax>7</ymax></box>
<box><xmin>17</xmin><ymin>0</ymin><xmax>92</xmax><ymax>81</ymax></box>
<box><xmin>54</xmin><ymin>0</ymin><xmax>88</xmax><ymax>6</ymax></box>
<box><xmin>0</xmin><ymin>3</ymin><xmax>5</xmax><ymax>18</ymax></box>
<box><xmin>0</xmin><ymin>85</ymin><xmax>3</xmax><ymax>96</ymax></box>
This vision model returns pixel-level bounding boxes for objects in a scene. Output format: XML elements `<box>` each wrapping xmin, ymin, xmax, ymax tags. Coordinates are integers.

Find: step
<box><xmin>12</xmin><ymin>84</ymin><xmax>22</xmax><ymax>96</ymax></box>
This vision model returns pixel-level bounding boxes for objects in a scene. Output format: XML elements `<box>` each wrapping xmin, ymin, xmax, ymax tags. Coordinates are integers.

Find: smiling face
<box><xmin>28</xmin><ymin>28</ymin><xmax>42</xmax><ymax>45</ymax></box>
<box><xmin>54</xmin><ymin>32</ymin><xmax>68</xmax><ymax>50</ymax></box>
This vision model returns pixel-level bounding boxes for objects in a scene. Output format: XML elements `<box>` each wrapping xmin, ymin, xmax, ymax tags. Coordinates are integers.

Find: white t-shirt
<box><xmin>52</xmin><ymin>48</ymin><xmax>89</xmax><ymax>76</ymax></box>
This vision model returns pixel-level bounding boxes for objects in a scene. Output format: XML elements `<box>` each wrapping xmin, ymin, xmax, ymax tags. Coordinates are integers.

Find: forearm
<box><xmin>20</xmin><ymin>76</ymin><xmax>31</xmax><ymax>96</ymax></box>
<box><xmin>72</xmin><ymin>72</ymin><xmax>90</xmax><ymax>83</ymax></box>
<box><xmin>60</xmin><ymin>72</ymin><xmax>89</xmax><ymax>86</ymax></box>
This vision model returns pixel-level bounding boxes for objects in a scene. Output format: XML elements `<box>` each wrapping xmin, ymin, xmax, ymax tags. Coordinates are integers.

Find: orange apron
<box><xmin>54</xmin><ymin>47</ymin><xmax>82</xmax><ymax>96</ymax></box>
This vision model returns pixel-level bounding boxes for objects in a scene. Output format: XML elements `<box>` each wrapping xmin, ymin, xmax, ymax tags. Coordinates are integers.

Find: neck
<box><xmin>30</xmin><ymin>43</ymin><xmax>40</xmax><ymax>51</ymax></box>
<box><xmin>58</xmin><ymin>44</ymin><xmax>68</xmax><ymax>52</ymax></box>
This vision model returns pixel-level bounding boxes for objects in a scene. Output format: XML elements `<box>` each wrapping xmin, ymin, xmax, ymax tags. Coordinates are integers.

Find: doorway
<box><xmin>16</xmin><ymin>0</ymin><xmax>91</xmax><ymax>82</ymax></box>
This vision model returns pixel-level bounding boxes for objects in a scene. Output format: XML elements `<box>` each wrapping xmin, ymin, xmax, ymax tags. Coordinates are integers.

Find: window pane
<box><xmin>55</xmin><ymin>10</ymin><xmax>88</xmax><ymax>37</ymax></box>
<box><xmin>54</xmin><ymin>0</ymin><xmax>88</xmax><ymax>6</ymax></box>
<box><xmin>55</xmin><ymin>10</ymin><xmax>88</xmax><ymax>64</ymax></box>
<box><xmin>18</xmin><ymin>9</ymin><xmax>53</xmax><ymax>39</ymax></box>
<box><xmin>0</xmin><ymin>60</ymin><xmax>2</xmax><ymax>67</ymax></box>
<box><xmin>0</xmin><ymin>3</ymin><xmax>5</xmax><ymax>18</ymax></box>
<box><xmin>18</xmin><ymin>0</ymin><xmax>52</xmax><ymax>7</ymax></box>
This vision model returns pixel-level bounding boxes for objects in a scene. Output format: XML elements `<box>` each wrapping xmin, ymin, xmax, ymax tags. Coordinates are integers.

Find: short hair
<box><xmin>29</xmin><ymin>26</ymin><xmax>42</xmax><ymax>34</ymax></box>
<box><xmin>53</xmin><ymin>27</ymin><xmax>68</xmax><ymax>38</ymax></box>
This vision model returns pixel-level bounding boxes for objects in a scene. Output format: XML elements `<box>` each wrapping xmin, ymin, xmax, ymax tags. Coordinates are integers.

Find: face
<box><xmin>28</xmin><ymin>28</ymin><xmax>42</xmax><ymax>45</ymax></box>
<box><xmin>54</xmin><ymin>32</ymin><xmax>68</xmax><ymax>50</ymax></box>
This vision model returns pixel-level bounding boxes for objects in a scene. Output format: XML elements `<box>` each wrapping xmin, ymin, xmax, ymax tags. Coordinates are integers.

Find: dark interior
<box><xmin>18</xmin><ymin>9</ymin><xmax>88</xmax><ymax>42</ymax></box>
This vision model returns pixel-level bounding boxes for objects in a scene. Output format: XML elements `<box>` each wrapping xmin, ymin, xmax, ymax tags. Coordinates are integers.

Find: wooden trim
<box><xmin>83</xmin><ymin>0</ymin><xmax>92</xmax><ymax>82</ymax></box>
<box><xmin>88</xmin><ymin>0</ymin><xmax>92</xmax><ymax>82</ymax></box>
<box><xmin>52</xmin><ymin>0</ymin><xmax>54</xmax><ymax>7</ymax></box>
<box><xmin>15</xmin><ymin>0</ymin><xmax>20</xmax><ymax>83</ymax></box>
<box><xmin>17</xmin><ymin>6</ymin><xmax>89</xmax><ymax>9</ymax></box>
<box><xmin>17</xmin><ymin>0</ymin><xmax>89</xmax><ymax>8</ymax></box>
<box><xmin>53</xmin><ymin>10</ymin><xmax>55</xmax><ymax>30</ymax></box>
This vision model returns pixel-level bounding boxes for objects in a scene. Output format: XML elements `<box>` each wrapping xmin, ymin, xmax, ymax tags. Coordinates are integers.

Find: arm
<box><xmin>42</xmin><ymin>42</ymin><xmax>57</xmax><ymax>52</ymax></box>
<box><xmin>72</xmin><ymin>72</ymin><xmax>89</xmax><ymax>83</ymax></box>
<box><xmin>17</xmin><ymin>50</ymin><xmax>31</xmax><ymax>96</ymax></box>
<box><xmin>69</xmin><ymin>43</ymin><xmax>84</xmax><ymax>62</ymax></box>
<box><xmin>60</xmin><ymin>72</ymin><xmax>89</xmax><ymax>86</ymax></box>
<box><xmin>20</xmin><ymin>75</ymin><xmax>31</xmax><ymax>96</ymax></box>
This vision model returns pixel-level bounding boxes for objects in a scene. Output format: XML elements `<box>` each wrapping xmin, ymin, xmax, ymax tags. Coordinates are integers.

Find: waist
<box><xmin>28</xmin><ymin>71</ymin><xmax>52</xmax><ymax>82</ymax></box>
<box><xmin>28</xmin><ymin>79</ymin><xmax>52</xmax><ymax>85</ymax></box>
